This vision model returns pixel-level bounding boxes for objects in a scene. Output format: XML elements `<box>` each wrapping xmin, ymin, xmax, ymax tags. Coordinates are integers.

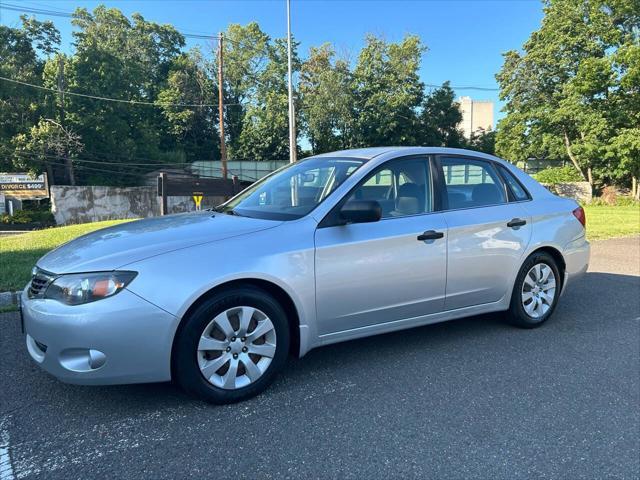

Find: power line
<box><xmin>1</xmin><ymin>3</ymin><xmax>72</xmax><ymax>18</ymax></box>
<box><xmin>425</xmin><ymin>83</ymin><xmax>498</xmax><ymax>92</ymax></box>
<box><xmin>0</xmin><ymin>3</ymin><xmax>220</xmax><ymax>40</ymax></box>
<box><xmin>0</xmin><ymin>75</ymin><xmax>246</xmax><ymax>108</ymax></box>
<box><xmin>1</xmin><ymin>3</ymin><xmax>501</xmax><ymax>93</ymax></box>
<box><xmin>12</xmin><ymin>151</ymin><xmax>261</xmax><ymax>181</ymax></box>
<box><xmin>13</xmin><ymin>150</ymin><xmax>216</xmax><ymax>169</ymax></box>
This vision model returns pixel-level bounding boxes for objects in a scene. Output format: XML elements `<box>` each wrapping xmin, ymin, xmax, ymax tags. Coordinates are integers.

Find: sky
<box><xmin>0</xmin><ymin>0</ymin><xmax>545</xmax><ymax>125</ymax></box>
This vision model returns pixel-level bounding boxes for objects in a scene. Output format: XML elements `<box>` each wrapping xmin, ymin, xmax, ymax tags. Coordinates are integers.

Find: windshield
<box><xmin>216</xmin><ymin>157</ymin><xmax>365</xmax><ymax>220</ymax></box>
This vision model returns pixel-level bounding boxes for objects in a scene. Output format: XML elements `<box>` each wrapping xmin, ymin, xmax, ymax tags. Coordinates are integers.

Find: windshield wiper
<box><xmin>211</xmin><ymin>206</ymin><xmax>249</xmax><ymax>217</ymax></box>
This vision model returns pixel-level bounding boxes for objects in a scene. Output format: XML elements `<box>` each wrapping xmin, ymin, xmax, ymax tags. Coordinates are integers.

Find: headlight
<box><xmin>44</xmin><ymin>271</ymin><xmax>137</xmax><ymax>305</ymax></box>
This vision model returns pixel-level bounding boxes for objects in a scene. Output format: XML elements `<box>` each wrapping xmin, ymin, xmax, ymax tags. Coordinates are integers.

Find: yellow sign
<box><xmin>193</xmin><ymin>195</ymin><xmax>203</xmax><ymax>210</ymax></box>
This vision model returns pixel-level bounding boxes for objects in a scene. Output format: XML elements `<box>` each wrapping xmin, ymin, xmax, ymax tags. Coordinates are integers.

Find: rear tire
<box><xmin>507</xmin><ymin>252</ymin><xmax>561</xmax><ymax>328</ymax></box>
<box><xmin>173</xmin><ymin>286</ymin><xmax>290</xmax><ymax>404</ymax></box>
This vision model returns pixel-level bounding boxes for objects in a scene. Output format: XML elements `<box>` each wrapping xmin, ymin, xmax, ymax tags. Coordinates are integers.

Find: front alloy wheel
<box><xmin>197</xmin><ymin>306</ymin><xmax>277</xmax><ymax>390</ymax></box>
<box><xmin>174</xmin><ymin>286</ymin><xmax>290</xmax><ymax>404</ymax></box>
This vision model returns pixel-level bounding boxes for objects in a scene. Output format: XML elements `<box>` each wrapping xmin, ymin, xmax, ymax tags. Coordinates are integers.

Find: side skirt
<box><xmin>311</xmin><ymin>298</ymin><xmax>509</xmax><ymax>351</ymax></box>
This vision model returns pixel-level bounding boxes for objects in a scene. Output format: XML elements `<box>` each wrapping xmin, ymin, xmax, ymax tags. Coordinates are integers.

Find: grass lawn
<box><xmin>584</xmin><ymin>205</ymin><xmax>640</xmax><ymax>241</ymax></box>
<box><xmin>0</xmin><ymin>220</ymin><xmax>132</xmax><ymax>292</ymax></box>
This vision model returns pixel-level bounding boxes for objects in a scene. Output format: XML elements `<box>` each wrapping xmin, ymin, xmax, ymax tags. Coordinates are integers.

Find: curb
<box><xmin>0</xmin><ymin>291</ymin><xmax>21</xmax><ymax>307</ymax></box>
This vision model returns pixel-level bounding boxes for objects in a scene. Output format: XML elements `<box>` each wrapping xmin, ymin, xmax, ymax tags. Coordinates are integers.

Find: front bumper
<box><xmin>21</xmin><ymin>287</ymin><xmax>178</xmax><ymax>385</ymax></box>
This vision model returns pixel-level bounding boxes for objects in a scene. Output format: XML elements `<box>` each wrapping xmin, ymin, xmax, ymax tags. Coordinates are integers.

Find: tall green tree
<box><xmin>299</xmin><ymin>43</ymin><xmax>355</xmax><ymax>153</ymax></box>
<box><xmin>0</xmin><ymin>16</ymin><xmax>59</xmax><ymax>173</ymax></box>
<box><xmin>418</xmin><ymin>82</ymin><xmax>464</xmax><ymax>147</ymax></box>
<box><xmin>352</xmin><ymin>35</ymin><xmax>425</xmax><ymax>147</ymax></box>
<box><xmin>234</xmin><ymin>37</ymin><xmax>301</xmax><ymax>161</ymax></box>
<box><xmin>220</xmin><ymin>23</ymin><xmax>271</xmax><ymax>156</ymax></box>
<box><xmin>496</xmin><ymin>0</ymin><xmax>640</xmax><ymax>189</ymax></box>
<box><xmin>58</xmin><ymin>6</ymin><xmax>185</xmax><ymax>184</ymax></box>
<box><xmin>157</xmin><ymin>49</ymin><xmax>218</xmax><ymax>161</ymax></box>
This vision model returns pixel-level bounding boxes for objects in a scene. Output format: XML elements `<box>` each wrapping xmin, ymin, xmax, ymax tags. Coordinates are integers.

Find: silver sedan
<box><xmin>21</xmin><ymin>147</ymin><xmax>590</xmax><ymax>403</ymax></box>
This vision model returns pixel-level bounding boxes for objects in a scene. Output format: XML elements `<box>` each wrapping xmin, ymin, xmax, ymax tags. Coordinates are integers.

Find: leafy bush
<box><xmin>1</xmin><ymin>209</ymin><xmax>55</xmax><ymax>225</ymax></box>
<box><xmin>533</xmin><ymin>166</ymin><xmax>584</xmax><ymax>184</ymax></box>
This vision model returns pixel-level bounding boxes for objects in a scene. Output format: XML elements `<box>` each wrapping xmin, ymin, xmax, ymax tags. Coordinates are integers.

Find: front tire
<box><xmin>507</xmin><ymin>252</ymin><xmax>561</xmax><ymax>328</ymax></box>
<box><xmin>173</xmin><ymin>286</ymin><xmax>290</xmax><ymax>404</ymax></box>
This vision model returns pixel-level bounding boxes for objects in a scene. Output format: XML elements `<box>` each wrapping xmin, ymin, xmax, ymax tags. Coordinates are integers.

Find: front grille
<box><xmin>28</xmin><ymin>268</ymin><xmax>56</xmax><ymax>298</ymax></box>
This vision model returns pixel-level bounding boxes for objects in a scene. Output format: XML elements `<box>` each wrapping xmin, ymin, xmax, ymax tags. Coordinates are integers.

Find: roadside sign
<box><xmin>157</xmin><ymin>173</ymin><xmax>251</xmax><ymax>215</ymax></box>
<box><xmin>0</xmin><ymin>172</ymin><xmax>49</xmax><ymax>199</ymax></box>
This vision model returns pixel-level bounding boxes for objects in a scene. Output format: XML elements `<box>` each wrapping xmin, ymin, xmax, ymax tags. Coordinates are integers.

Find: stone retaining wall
<box><xmin>542</xmin><ymin>182</ymin><xmax>592</xmax><ymax>203</ymax></box>
<box><xmin>51</xmin><ymin>186</ymin><xmax>224</xmax><ymax>225</ymax></box>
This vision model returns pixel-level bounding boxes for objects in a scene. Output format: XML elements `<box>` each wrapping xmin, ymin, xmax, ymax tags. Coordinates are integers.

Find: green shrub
<box><xmin>1</xmin><ymin>209</ymin><xmax>55</xmax><ymax>225</ymax></box>
<box><xmin>533</xmin><ymin>166</ymin><xmax>584</xmax><ymax>184</ymax></box>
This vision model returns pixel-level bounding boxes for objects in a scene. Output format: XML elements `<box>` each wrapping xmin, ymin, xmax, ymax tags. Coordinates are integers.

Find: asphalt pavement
<box><xmin>1</xmin><ymin>237</ymin><xmax>639</xmax><ymax>479</ymax></box>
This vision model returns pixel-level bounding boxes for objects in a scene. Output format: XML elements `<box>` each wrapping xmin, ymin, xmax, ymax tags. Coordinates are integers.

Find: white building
<box><xmin>459</xmin><ymin>96</ymin><xmax>494</xmax><ymax>139</ymax></box>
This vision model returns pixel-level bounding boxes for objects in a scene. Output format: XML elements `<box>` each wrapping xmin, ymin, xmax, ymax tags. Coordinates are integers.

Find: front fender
<box><xmin>124</xmin><ymin>217</ymin><xmax>319</xmax><ymax>357</ymax></box>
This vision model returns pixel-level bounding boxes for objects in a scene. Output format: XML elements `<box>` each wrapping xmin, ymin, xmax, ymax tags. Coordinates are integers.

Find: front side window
<box><xmin>347</xmin><ymin>157</ymin><xmax>432</xmax><ymax>218</ymax></box>
<box><xmin>441</xmin><ymin>157</ymin><xmax>507</xmax><ymax>209</ymax></box>
<box><xmin>217</xmin><ymin>157</ymin><xmax>365</xmax><ymax>220</ymax></box>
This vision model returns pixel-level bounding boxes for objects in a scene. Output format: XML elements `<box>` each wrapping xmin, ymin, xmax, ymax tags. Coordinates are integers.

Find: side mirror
<box><xmin>339</xmin><ymin>200</ymin><xmax>382</xmax><ymax>224</ymax></box>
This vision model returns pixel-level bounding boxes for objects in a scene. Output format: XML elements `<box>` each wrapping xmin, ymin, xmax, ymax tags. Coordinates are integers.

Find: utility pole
<box><xmin>286</xmin><ymin>0</ymin><xmax>297</xmax><ymax>164</ymax></box>
<box><xmin>57</xmin><ymin>55</ymin><xmax>75</xmax><ymax>185</ymax></box>
<box><xmin>218</xmin><ymin>33</ymin><xmax>228</xmax><ymax>180</ymax></box>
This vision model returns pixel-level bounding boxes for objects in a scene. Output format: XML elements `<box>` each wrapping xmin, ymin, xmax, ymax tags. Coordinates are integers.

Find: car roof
<box><xmin>310</xmin><ymin>147</ymin><xmax>399</xmax><ymax>160</ymax></box>
<box><xmin>308</xmin><ymin>146</ymin><xmax>501</xmax><ymax>162</ymax></box>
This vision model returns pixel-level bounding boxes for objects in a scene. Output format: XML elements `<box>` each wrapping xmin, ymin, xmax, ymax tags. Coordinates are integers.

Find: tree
<box><xmin>0</xmin><ymin>16</ymin><xmax>60</xmax><ymax>172</ymax></box>
<box><xmin>157</xmin><ymin>49</ymin><xmax>218</xmax><ymax>161</ymax></box>
<box><xmin>59</xmin><ymin>6</ymin><xmax>186</xmax><ymax>184</ymax></box>
<box><xmin>13</xmin><ymin>119</ymin><xmax>83</xmax><ymax>185</ymax></box>
<box><xmin>234</xmin><ymin>37</ymin><xmax>301</xmax><ymax>161</ymax></box>
<box><xmin>418</xmin><ymin>82</ymin><xmax>464</xmax><ymax>147</ymax></box>
<box><xmin>496</xmin><ymin>0</ymin><xmax>640</xmax><ymax>189</ymax></box>
<box><xmin>299</xmin><ymin>43</ymin><xmax>354</xmax><ymax>153</ymax></box>
<box><xmin>351</xmin><ymin>35</ymin><xmax>425</xmax><ymax>147</ymax></box>
<box><xmin>606</xmin><ymin>128</ymin><xmax>640</xmax><ymax>199</ymax></box>
<box><xmin>465</xmin><ymin>128</ymin><xmax>497</xmax><ymax>155</ymax></box>
<box><xmin>4</xmin><ymin>6</ymin><xmax>504</xmax><ymax>186</ymax></box>
<box><xmin>220</xmin><ymin>23</ymin><xmax>271</xmax><ymax>156</ymax></box>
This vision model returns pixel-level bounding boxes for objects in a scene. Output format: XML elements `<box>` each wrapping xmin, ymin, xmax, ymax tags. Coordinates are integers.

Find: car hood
<box><xmin>37</xmin><ymin>212</ymin><xmax>281</xmax><ymax>274</ymax></box>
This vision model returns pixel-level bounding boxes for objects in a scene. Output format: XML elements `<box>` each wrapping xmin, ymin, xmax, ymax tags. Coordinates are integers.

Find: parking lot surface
<box><xmin>1</xmin><ymin>236</ymin><xmax>639</xmax><ymax>479</ymax></box>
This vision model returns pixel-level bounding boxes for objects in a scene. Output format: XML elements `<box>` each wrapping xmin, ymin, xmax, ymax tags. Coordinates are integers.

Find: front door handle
<box><xmin>507</xmin><ymin>218</ymin><xmax>527</xmax><ymax>228</ymax></box>
<box><xmin>417</xmin><ymin>230</ymin><xmax>444</xmax><ymax>241</ymax></box>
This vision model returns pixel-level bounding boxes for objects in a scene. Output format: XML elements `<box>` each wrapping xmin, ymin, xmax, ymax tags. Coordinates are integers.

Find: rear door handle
<box><xmin>417</xmin><ymin>230</ymin><xmax>444</xmax><ymax>241</ymax></box>
<box><xmin>507</xmin><ymin>218</ymin><xmax>527</xmax><ymax>228</ymax></box>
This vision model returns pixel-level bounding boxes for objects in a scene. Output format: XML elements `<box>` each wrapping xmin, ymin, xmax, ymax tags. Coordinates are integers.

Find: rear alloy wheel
<box><xmin>520</xmin><ymin>263</ymin><xmax>557</xmax><ymax>319</ymax></box>
<box><xmin>507</xmin><ymin>252</ymin><xmax>561</xmax><ymax>328</ymax></box>
<box><xmin>174</xmin><ymin>286</ymin><xmax>289</xmax><ymax>404</ymax></box>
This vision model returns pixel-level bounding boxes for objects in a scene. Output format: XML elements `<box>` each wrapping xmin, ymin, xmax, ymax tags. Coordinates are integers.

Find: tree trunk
<box><xmin>562</xmin><ymin>129</ymin><xmax>588</xmax><ymax>183</ymax></box>
<box><xmin>45</xmin><ymin>162</ymin><xmax>54</xmax><ymax>187</ymax></box>
<box><xmin>65</xmin><ymin>155</ymin><xmax>75</xmax><ymax>186</ymax></box>
<box><xmin>633</xmin><ymin>176</ymin><xmax>639</xmax><ymax>200</ymax></box>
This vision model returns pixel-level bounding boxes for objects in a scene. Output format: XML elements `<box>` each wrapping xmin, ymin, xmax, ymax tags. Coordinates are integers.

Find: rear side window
<box><xmin>498</xmin><ymin>165</ymin><xmax>530</xmax><ymax>201</ymax></box>
<box><xmin>441</xmin><ymin>157</ymin><xmax>507</xmax><ymax>209</ymax></box>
